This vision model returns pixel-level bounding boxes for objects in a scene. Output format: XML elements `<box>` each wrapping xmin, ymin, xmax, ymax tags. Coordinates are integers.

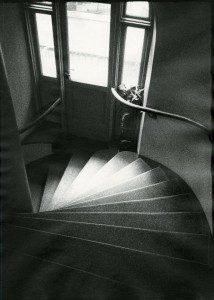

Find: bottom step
<box><xmin>7</xmin><ymin>224</ymin><xmax>211</xmax><ymax>298</ymax></box>
<box><xmin>12</xmin><ymin>217</ymin><xmax>208</xmax><ymax>263</ymax></box>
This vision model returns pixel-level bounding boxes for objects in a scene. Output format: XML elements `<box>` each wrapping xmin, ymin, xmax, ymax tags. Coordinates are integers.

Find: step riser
<box><xmin>19</xmin><ymin>213</ymin><xmax>204</xmax><ymax>234</ymax></box>
<box><xmin>64</xmin><ymin>179</ymin><xmax>183</xmax><ymax>210</ymax></box>
<box><xmin>12</xmin><ymin>218</ymin><xmax>208</xmax><ymax>263</ymax></box>
<box><xmin>69</xmin><ymin>167</ymin><xmax>167</xmax><ymax>207</ymax></box>
<box><xmin>9</xmin><ymin>225</ymin><xmax>208</xmax><ymax>294</ymax></box>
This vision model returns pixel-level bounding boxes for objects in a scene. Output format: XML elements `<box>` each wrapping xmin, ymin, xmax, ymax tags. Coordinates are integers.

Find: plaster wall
<box><xmin>139</xmin><ymin>2</ymin><xmax>212</xmax><ymax>230</ymax></box>
<box><xmin>0</xmin><ymin>3</ymin><xmax>35</xmax><ymax>129</ymax></box>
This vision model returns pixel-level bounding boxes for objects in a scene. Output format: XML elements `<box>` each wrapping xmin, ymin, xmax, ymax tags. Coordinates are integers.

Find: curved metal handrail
<box><xmin>18</xmin><ymin>97</ymin><xmax>61</xmax><ymax>134</ymax></box>
<box><xmin>111</xmin><ymin>88</ymin><xmax>210</xmax><ymax>135</ymax></box>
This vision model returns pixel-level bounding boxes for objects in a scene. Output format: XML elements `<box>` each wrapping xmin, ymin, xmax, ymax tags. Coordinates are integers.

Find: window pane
<box><xmin>66</xmin><ymin>2</ymin><xmax>111</xmax><ymax>86</ymax></box>
<box><xmin>121</xmin><ymin>27</ymin><xmax>145</xmax><ymax>88</ymax></box>
<box><xmin>35</xmin><ymin>13</ymin><xmax>57</xmax><ymax>77</ymax></box>
<box><xmin>126</xmin><ymin>2</ymin><xmax>149</xmax><ymax>19</ymax></box>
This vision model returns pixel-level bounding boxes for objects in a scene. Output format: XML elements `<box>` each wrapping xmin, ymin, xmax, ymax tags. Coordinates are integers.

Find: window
<box><xmin>25</xmin><ymin>2</ymin><xmax>151</xmax><ymax>88</ymax></box>
<box><xmin>25</xmin><ymin>2</ymin><xmax>57</xmax><ymax>79</ymax></box>
<box><xmin>121</xmin><ymin>27</ymin><xmax>145</xmax><ymax>88</ymax></box>
<box><xmin>125</xmin><ymin>1</ymin><xmax>149</xmax><ymax>19</ymax></box>
<box><xmin>118</xmin><ymin>1</ymin><xmax>151</xmax><ymax>89</ymax></box>
<box><xmin>35</xmin><ymin>13</ymin><xmax>57</xmax><ymax>77</ymax></box>
<box><xmin>66</xmin><ymin>2</ymin><xmax>111</xmax><ymax>86</ymax></box>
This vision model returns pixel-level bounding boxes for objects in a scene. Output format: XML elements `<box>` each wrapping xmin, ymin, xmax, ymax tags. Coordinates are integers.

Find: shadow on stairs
<box><xmin>4</xmin><ymin>148</ymin><xmax>214</xmax><ymax>299</ymax></box>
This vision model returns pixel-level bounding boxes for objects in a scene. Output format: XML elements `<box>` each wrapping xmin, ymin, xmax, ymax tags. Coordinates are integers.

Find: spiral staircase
<box><xmin>5</xmin><ymin>148</ymin><xmax>214</xmax><ymax>299</ymax></box>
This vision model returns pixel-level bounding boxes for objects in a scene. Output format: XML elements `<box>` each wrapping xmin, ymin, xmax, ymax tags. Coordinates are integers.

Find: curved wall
<box><xmin>139</xmin><ymin>2</ymin><xmax>212</xmax><ymax>231</ymax></box>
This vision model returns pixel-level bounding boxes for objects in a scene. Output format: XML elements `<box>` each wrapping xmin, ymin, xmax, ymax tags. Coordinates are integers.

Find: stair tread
<box><xmin>69</xmin><ymin>167</ymin><xmax>168</xmax><ymax>208</ymax></box>
<box><xmin>63</xmin><ymin>157</ymin><xmax>152</xmax><ymax>206</ymax></box>
<box><xmin>6</xmin><ymin>251</ymin><xmax>154</xmax><ymax>300</ymax></box>
<box><xmin>57</xmin><ymin>193</ymin><xmax>201</xmax><ymax>213</ymax></box>
<box><xmin>62</xmin><ymin>178</ymin><xmax>186</xmax><ymax>210</ymax></box>
<box><xmin>8</xmin><ymin>224</ymin><xmax>212</xmax><ymax>297</ymax></box>
<box><xmin>63</xmin><ymin>151</ymin><xmax>138</xmax><ymax>205</ymax></box>
<box><xmin>14</xmin><ymin>211</ymin><xmax>205</xmax><ymax>234</ymax></box>
<box><xmin>60</xmin><ymin>149</ymin><xmax>117</xmax><ymax>203</ymax></box>
<box><xmin>50</xmin><ymin>151</ymin><xmax>92</xmax><ymax>210</ymax></box>
<box><xmin>10</xmin><ymin>219</ymin><xmax>208</xmax><ymax>263</ymax></box>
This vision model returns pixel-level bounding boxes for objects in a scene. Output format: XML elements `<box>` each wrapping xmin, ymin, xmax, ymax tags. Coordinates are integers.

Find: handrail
<box><xmin>18</xmin><ymin>97</ymin><xmax>61</xmax><ymax>134</ymax></box>
<box><xmin>111</xmin><ymin>88</ymin><xmax>210</xmax><ymax>135</ymax></box>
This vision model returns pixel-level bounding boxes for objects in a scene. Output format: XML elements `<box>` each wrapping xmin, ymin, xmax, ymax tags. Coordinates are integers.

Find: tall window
<box><xmin>25</xmin><ymin>2</ymin><xmax>57</xmax><ymax>78</ymax></box>
<box><xmin>118</xmin><ymin>1</ymin><xmax>151</xmax><ymax>88</ymax></box>
<box><xmin>35</xmin><ymin>13</ymin><xmax>57</xmax><ymax>77</ymax></box>
<box><xmin>66</xmin><ymin>2</ymin><xmax>111</xmax><ymax>87</ymax></box>
<box><xmin>25</xmin><ymin>1</ymin><xmax>151</xmax><ymax>88</ymax></box>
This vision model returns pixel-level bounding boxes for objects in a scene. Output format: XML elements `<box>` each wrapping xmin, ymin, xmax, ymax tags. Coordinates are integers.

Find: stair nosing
<box><xmin>15</xmin><ymin>211</ymin><xmax>202</xmax><ymax>216</ymax></box>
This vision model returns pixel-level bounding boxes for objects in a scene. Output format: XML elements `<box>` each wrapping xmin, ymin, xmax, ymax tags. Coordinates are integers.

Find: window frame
<box><xmin>116</xmin><ymin>2</ymin><xmax>152</xmax><ymax>89</ymax></box>
<box><xmin>24</xmin><ymin>1</ymin><xmax>152</xmax><ymax>92</ymax></box>
<box><xmin>64</xmin><ymin>1</ymin><xmax>112</xmax><ymax>89</ymax></box>
<box><xmin>25</xmin><ymin>3</ymin><xmax>58</xmax><ymax>80</ymax></box>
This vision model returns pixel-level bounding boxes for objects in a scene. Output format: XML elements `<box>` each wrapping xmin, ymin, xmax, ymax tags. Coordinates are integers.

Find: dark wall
<box><xmin>139</xmin><ymin>2</ymin><xmax>212</xmax><ymax>230</ymax></box>
<box><xmin>0</xmin><ymin>3</ymin><xmax>36</xmax><ymax>129</ymax></box>
<box><xmin>1</xmin><ymin>45</ymin><xmax>32</xmax><ymax>212</ymax></box>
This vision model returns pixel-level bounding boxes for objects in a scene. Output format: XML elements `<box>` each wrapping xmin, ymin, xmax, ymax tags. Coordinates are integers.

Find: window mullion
<box><xmin>52</xmin><ymin>2</ymin><xmax>67</xmax><ymax>131</ymax></box>
<box><xmin>24</xmin><ymin>4</ymin><xmax>41</xmax><ymax>111</ymax></box>
<box><xmin>108</xmin><ymin>2</ymin><xmax>121</xmax><ymax>88</ymax></box>
<box><xmin>138</xmin><ymin>27</ymin><xmax>151</xmax><ymax>89</ymax></box>
<box><xmin>117</xmin><ymin>24</ymin><xmax>127</xmax><ymax>87</ymax></box>
<box><xmin>31</xmin><ymin>12</ymin><xmax>43</xmax><ymax>78</ymax></box>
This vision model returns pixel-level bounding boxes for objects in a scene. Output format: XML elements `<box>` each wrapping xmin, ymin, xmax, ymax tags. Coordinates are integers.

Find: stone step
<box><xmin>60</xmin><ymin>149</ymin><xmax>117</xmax><ymax>204</ymax></box>
<box><xmin>63</xmin><ymin>178</ymin><xmax>186</xmax><ymax>210</ymax></box>
<box><xmin>17</xmin><ymin>211</ymin><xmax>205</xmax><ymax>234</ymax></box>
<box><xmin>49</xmin><ymin>151</ymin><xmax>92</xmax><ymax>210</ymax></box>
<box><xmin>63</xmin><ymin>151</ymin><xmax>138</xmax><ymax>204</ymax></box>
<box><xmin>12</xmin><ymin>217</ymin><xmax>208</xmax><ymax>263</ymax></box>
<box><xmin>8</xmin><ymin>224</ymin><xmax>210</xmax><ymax>297</ymax></box>
<box><xmin>62</xmin><ymin>157</ymin><xmax>151</xmax><ymax>205</ymax></box>
<box><xmin>59</xmin><ymin>194</ymin><xmax>201</xmax><ymax>213</ymax></box>
<box><xmin>70</xmin><ymin>167</ymin><xmax>167</xmax><ymax>207</ymax></box>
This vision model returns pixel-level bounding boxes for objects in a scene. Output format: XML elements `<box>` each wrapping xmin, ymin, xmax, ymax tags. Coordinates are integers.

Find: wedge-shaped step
<box><xmin>60</xmin><ymin>149</ymin><xmax>117</xmax><ymax>203</ymax></box>
<box><xmin>62</xmin><ymin>158</ymin><xmax>151</xmax><ymax>205</ymax></box>
<box><xmin>19</xmin><ymin>211</ymin><xmax>205</xmax><ymax>234</ymax></box>
<box><xmin>50</xmin><ymin>152</ymin><xmax>92</xmax><ymax>210</ymax></box>
<box><xmin>40</xmin><ymin>162</ymin><xmax>69</xmax><ymax>212</ymax></box>
<box><xmin>62</xmin><ymin>151</ymin><xmax>138</xmax><ymax>205</ymax></box>
<box><xmin>26</xmin><ymin>153</ymin><xmax>70</xmax><ymax>212</ymax></box>
<box><xmin>60</xmin><ymin>194</ymin><xmax>201</xmax><ymax>213</ymax></box>
<box><xmin>13</xmin><ymin>217</ymin><xmax>208</xmax><ymax>263</ymax></box>
<box><xmin>62</xmin><ymin>178</ymin><xmax>185</xmax><ymax>210</ymax></box>
<box><xmin>5</xmin><ymin>251</ymin><xmax>151</xmax><ymax>300</ymax></box>
<box><xmin>70</xmin><ymin>167</ymin><xmax>167</xmax><ymax>207</ymax></box>
<box><xmin>9</xmin><ymin>225</ymin><xmax>210</xmax><ymax>296</ymax></box>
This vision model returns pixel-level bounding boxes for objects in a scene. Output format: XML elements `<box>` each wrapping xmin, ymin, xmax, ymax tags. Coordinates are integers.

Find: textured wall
<box><xmin>0</xmin><ymin>3</ymin><xmax>35</xmax><ymax>129</ymax></box>
<box><xmin>1</xmin><ymin>45</ymin><xmax>32</xmax><ymax>212</ymax></box>
<box><xmin>139</xmin><ymin>2</ymin><xmax>212</xmax><ymax>230</ymax></box>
